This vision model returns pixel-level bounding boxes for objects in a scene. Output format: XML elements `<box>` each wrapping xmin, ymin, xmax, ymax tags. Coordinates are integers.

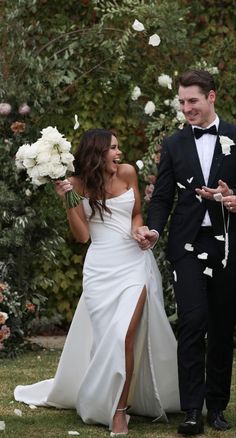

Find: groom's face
<box><xmin>178</xmin><ymin>85</ymin><xmax>216</xmax><ymax>128</ymax></box>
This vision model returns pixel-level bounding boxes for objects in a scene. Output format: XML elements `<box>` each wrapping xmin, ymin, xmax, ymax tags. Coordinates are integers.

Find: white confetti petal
<box><xmin>148</xmin><ymin>33</ymin><xmax>161</xmax><ymax>47</ymax></box>
<box><xmin>213</xmin><ymin>192</ymin><xmax>223</xmax><ymax>202</ymax></box>
<box><xmin>68</xmin><ymin>432</ymin><xmax>80</xmax><ymax>436</ymax></box>
<box><xmin>74</xmin><ymin>114</ymin><xmax>80</xmax><ymax>130</ymax></box>
<box><xmin>187</xmin><ymin>177</ymin><xmax>193</xmax><ymax>183</ymax></box>
<box><xmin>173</xmin><ymin>270</ymin><xmax>177</xmax><ymax>282</ymax></box>
<box><xmin>0</xmin><ymin>421</ymin><xmax>5</xmax><ymax>431</ymax></box>
<box><xmin>184</xmin><ymin>243</ymin><xmax>194</xmax><ymax>252</ymax></box>
<box><xmin>29</xmin><ymin>404</ymin><xmax>37</xmax><ymax>410</ymax></box>
<box><xmin>196</xmin><ymin>194</ymin><xmax>202</xmax><ymax>202</ymax></box>
<box><xmin>214</xmin><ymin>235</ymin><xmax>225</xmax><ymax>241</ymax></box>
<box><xmin>203</xmin><ymin>267</ymin><xmax>213</xmax><ymax>277</ymax></box>
<box><xmin>132</xmin><ymin>19</ymin><xmax>144</xmax><ymax>32</ymax></box>
<box><xmin>14</xmin><ymin>408</ymin><xmax>22</xmax><ymax>417</ymax></box>
<box><xmin>197</xmin><ymin>252</ymin><xmax>208</xmax><ymax>260</ymax></box>
<box><xmin>177</xmin><ymin>182</ymin><xmax>186</xmax><ymax>189</ymax></box>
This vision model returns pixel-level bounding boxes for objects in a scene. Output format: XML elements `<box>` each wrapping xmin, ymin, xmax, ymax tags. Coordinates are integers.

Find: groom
<box><xmin>139</xmin><ymin>70</ymin><xmax>236</xmax><ymax>435</ymax></box>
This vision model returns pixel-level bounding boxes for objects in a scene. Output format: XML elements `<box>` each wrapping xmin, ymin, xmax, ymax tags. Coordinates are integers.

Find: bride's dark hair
<box><xmin>73</xmin><ymin>128</ymin><xmax>115</xmax><ymax>219</ymax></box>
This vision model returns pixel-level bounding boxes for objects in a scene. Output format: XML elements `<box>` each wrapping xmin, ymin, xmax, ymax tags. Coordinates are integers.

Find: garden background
<box><xmin>0</xmin><ymin>0</ymin><xmax>236</xmax><ymax>436</ymax></box>
<box><xmin>1</xmin><ymin>0</ymin><xmax>236</xmax><ymax>352</ymax></box>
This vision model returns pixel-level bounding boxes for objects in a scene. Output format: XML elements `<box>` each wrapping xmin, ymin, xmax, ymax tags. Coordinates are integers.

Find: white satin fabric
<box><xmin>14</xmin><ymin>188</ymin><xmax>180</xmax><ymax>428</ymax></box>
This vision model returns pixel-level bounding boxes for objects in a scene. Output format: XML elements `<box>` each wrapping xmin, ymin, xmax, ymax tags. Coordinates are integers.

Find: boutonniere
<box><xmin>219</xmin><ymin>135</ymin><xmax>235</xmax><ymax>156</ymax></box>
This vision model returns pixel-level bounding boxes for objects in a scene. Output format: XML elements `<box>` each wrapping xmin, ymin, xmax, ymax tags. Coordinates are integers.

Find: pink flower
<box><xmin>18</xmin><ymin>103</ymin><xmax>31</xmax><ymax>116</ymax></box>
<box><xmin>0</xmin><ymin>102</ymin><xmax>12</xmax><ymax>116</ymax></box>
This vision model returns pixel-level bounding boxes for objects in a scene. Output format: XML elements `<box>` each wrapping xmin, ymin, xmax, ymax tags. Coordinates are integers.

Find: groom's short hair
<box><xmin>178</xmin><ymin>70</ymin><xmax>216</xmax><ymax>96</ymax></box>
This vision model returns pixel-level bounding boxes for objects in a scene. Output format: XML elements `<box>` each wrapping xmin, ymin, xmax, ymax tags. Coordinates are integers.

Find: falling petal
<box><xmin>68</xmin><ymin>432</ymin><xmax>80</xmax><ymax>436</ymax></box>
<box><xmin>0</xmin><ymin>421</ymin><xmax>5</xmax><ymax>431</ymax></box>
<box><xmin>14</xmin><ymin>408</ymin><xmax>23</xmax><ymax>416</ymax></box>
<box><xmin>203</xmin><ymin>267</ymin><xmax>213</xmax><ymax>277</ymax></box>
<box><xmin>173</xmin><ymin>270</ymin><xmax>177</xmax><ymax>282</ymax></box>
<box><xmin>197</xmin><ymin>252</ymin><xmax>208</xmax><ymax>260</ymax></box>
<box><xmin>74</xmin><ymin>114</ymin><xmax>80</xmax><ymax>130</ymax></box>
<box><xmin>215</xmin><ymin>235</ymin><xmax>225</xmax><ymax>241</ymax></box>
<box><xmin>196</xmin><ymin>194</ymin><xmax>202</xmax><ymax>202</ymax></box>
<box><xmin>148</xmin><ymin>33</ymin><xmax>161</xmax><ymax>46</ymax></box>
<box><xmin>184</xmin><ymin>243</ymin><xmax>194</xmax><ymax>252</ymax></box>
<box><xmin>187</xmin><ymin>177</ymin><xmax>193</xmax><ymax>183</ymax></box>
<box><xmin>177</xmin><ymin>182</ymin><xmax>186</xmax><ymax>189</ymax></box>
<box><xmin>132</xmin><ymin>19</ymin><xmax>145</xmax><ymax>31</ymax></box>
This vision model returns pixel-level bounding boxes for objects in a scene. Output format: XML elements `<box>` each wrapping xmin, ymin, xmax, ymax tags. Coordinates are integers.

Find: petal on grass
<box><xmin>14</xmin><ymin>408</ymin><xmax>22</xmax><ymax>416</ymax></box>
<box><xmin>68</xmin><ymin>432</ymin><xmax>80</xmax><ymax>436</ymax></box>
<box><xmin>29</xmin><ymin>404</ymin><xmax>37</xmax><ymax>410</ymax></box>
<box><xmin>0</xmin><ymin>421</ymin><xmax>5</xmax><ymax>431</ymax></box>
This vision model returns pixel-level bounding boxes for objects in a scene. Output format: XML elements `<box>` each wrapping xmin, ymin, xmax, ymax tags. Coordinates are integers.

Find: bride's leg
<box><xmin>111</xmin><ymin>287</ymin><xmax>147</xmax><ymax>434</ymax></box>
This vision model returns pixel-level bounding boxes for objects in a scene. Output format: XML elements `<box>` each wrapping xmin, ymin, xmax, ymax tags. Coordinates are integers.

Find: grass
<box><xmin>0</xmin><ymin>349</ymin><xmax>235</xmax><ymax>438</ymax></box>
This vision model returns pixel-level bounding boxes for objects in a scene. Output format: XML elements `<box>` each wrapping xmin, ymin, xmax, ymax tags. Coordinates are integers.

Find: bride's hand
<box><xmin>54</xmin><ymin>179</ymin><xmax>73</xmax><ymax>199</ymax></box>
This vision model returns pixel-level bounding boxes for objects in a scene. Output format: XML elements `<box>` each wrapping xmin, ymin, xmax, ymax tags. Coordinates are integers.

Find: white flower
<box><xmin>219</xmin><ymin>135</ymin><xmax>235</xmax><ymax>156</ymax></box>
<box><xmin>158</xmin><ymin>74</ymin><xmax>172</xmax><ymax>89</ymax></box>
<box><xmin>170</xmin><ymin>95</ymin><xmax>180</xmax><ymax>111</ymax></box>
<box><xmin>14</xmin><ymin>408</ymin><xmax>23</xmax><ymax>416</ymax></box>
<box><xmin>132</xmin><ymin>19</ymin><xmax>144</xmax><ymax>31</ymax></box>
<box><xmin>40</xmin><ymin>126</ymin><xmax>63</xmax><ymax>143</ymax></box>
<box><xmin>164</xmin><ymin>99</ymin><xmax>170</xmax><ymax>106</ymax></box>
<box><xmin>136</xmin><ymin>160</ymin><xmax>144</xmax><ymax>170</ymax></box>
<box><xmin>74</xmin><ymin>114</ymin><xmax>80</xmax><ymax>130</ymax></box>
<box><xmin>144</xmin><ymin>101</ymin><xmax>155</xmax><ymax>116</ymax></box>
<box><xmin>148</xmin><ymin>34</ymin><xmax>161</xmax><ymax>47</ymax></box>
<box><xmin>176</xmin><ymin>111</ymin><xmax>185</xmax><ymax>123</ymax></box>
<box><xmin>0</xmin><ymin>421</ymin><xmax>5</xmax><ymax>431</ymax></box>
<box><xmin>131</xmin><ymin>86</ymin><xmax>141</xmax><ymax>101</ymax></box>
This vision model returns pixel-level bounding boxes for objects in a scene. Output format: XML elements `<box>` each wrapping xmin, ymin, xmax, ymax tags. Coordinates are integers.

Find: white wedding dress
<box><xmin>14</xmin><ymin>188</ymin><xmax>180</xmax><ymax>429</ymax></box>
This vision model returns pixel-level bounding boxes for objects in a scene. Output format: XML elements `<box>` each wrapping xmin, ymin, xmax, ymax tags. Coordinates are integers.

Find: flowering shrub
<box><xmin>0</xmin><ymin>281</ymin><xmax>37</xmax><ymax>357</ymax></box>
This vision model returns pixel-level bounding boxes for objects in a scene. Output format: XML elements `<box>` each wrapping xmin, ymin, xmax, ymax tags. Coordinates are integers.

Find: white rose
<box><xmin>40</xmin><ymin>126</ymin><xmax>63</xmax><ymax>144</ymax></box>
<box><xmin>144</xmin><ymin>101</ymin><xmax>156</xmax><ymax>116</ymax></box>
<box><xmin>170</xmin><ymin>95</ymin><xmax>180</xmax><ymax>111</ymax></box>
<box><xmin>22</xmin><ymin>158</ymin><xmax>36</xmax><ymax>169</ymax></box>
<box><xmin>131</xmin><ymin>86</ymin><xmax>141</xmax><ymax>101</ymax></box>
<box><xmin>158</xmin><ymin>74</ymin><xmax>172</xmax><ymax>90</ymax></box>
<box><xmin>148</xmin><ymin>34</ymin><xmax>161</xmax><ymax>47</ymax></box>
<box><xmin>132</xmin><ymin>19</ymin><xmax>144</xmax><ymax>31</ymax></box>
<box><xmin>56</xmin><ymin>139</ymin><xmax>72</xmax><ymax>153</ymax></box>
<box><xmin>0</xmin><ymin>311</ymin><xmax>9</xmax><ymax>324</ymax></box>
<box><xmin>48</xmin><ymin>163</ymin><xmax>67</xmax><ymax>179</ymax></box>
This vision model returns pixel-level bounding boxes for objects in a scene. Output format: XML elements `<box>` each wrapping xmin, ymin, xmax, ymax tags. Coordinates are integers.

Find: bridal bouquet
<box><xmin>15</xmin><ymin>126</ymin><xmax>82</xmax><ymax>208</ymax></box>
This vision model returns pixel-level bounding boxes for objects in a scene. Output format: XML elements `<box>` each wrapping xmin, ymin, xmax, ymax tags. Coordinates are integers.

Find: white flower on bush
<box><xmin>219</xmin><ymin>136</ymin><xmax>235</xmax><ymax>156</ymax></box>
<box><xmin>131</xmin><ymin>86</ymin><xmax>141</xmax><ymax>101</ymax></box>
<box><xmin>144</xmin><ymin>101</ymin><xmax>156</xmax><ymax>116</ymax></box>
<box><xmin>132</xmin><ymin>19</ymin><xmax>144</xmax><ymax>31</ymax></box>
<box><xmin>176</xmin><ymin>111</ymin><xmax>186</xmax><ymax>123</ymax></box>
<box><xmin>136</xmin><ymin>160</ymin><xmax>144</xmax><ymax>170</ymax></box>
<box><xmin>158</xmin><ymin>74</ymin><xmax>172</xmax><ymax>90</ymax></box>
<box><xmin>170</xmin><ymin>95</ymin><xmax>180</xmax><ymax>111</ymax></box>
<box><xmin>148</xmin><ymin>34</ymin><xmax>161</xmax><ymax>47</ymax></box>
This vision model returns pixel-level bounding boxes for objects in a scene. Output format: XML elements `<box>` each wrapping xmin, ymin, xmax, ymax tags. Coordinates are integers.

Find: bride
<box><xmin>14</xmin><ymin>128</ymin><xmax>180</xmax><ymax>436</ymax></box>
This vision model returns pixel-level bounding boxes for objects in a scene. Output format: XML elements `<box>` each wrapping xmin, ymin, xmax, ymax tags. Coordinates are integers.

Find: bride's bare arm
<box><xmin>55</xmin><ymin>179</ymin><xmax>90</xmax><ymax>243</ymax></box>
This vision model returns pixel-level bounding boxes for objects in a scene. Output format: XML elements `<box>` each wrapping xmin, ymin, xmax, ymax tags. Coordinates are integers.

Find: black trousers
<box><xmin>171</xmin><ymin>227</ymin><xmax>236</xmax><ymax>411</ymax></box>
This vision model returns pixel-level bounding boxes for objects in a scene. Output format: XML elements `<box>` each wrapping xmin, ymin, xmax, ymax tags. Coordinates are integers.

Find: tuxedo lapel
<box><xmin>182</xmin><ymin>126</ymin><xmax>205</xmax><ymax>186</ymax></box>
<box><xmin>208</xmin><ymin>119</ymin><xmax>227</xmax><ymax>186</ymax></box>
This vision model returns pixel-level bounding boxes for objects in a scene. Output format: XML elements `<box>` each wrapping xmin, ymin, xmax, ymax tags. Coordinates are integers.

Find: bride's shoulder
<box><xmin>118</xmin><ymin>163</ymin><xmax>136</xmax><ymax>178</ymax></box>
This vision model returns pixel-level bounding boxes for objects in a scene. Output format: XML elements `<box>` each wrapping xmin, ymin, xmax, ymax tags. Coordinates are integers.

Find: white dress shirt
<box><xmin>193</xmin><ymin>115</ymin><xmax>219</xmax><ymax>226</ymax></box>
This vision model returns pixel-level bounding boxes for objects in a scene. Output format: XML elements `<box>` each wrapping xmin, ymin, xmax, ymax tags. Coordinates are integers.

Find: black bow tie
<box><xmin>193</xmin><ymin>125</ymin><xmax>217</xmax><ymax>139</ymax></box>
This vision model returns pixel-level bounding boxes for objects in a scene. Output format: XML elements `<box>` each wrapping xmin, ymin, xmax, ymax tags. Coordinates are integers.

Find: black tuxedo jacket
<box><xmin>147</xmin><ymin>119</ymin><xmax>236</xmax><ymax>262</ymax></box>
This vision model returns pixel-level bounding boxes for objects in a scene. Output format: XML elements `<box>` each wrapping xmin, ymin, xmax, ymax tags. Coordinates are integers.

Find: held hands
<box><xmin>54</xmin><ymin>179</ymin><xmax>73</xmax><ymax>200</ymax></box>
<box><xmin>133</xmin><ymin>226</ymin><xmax>159</xmax><ymax>250</ymax></box>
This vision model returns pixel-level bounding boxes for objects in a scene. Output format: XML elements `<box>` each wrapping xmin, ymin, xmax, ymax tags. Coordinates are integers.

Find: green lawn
<box><xmin>0</xmin><ymin>349</ymin><xmax>235</xmax><ymax>438</ymax></box>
